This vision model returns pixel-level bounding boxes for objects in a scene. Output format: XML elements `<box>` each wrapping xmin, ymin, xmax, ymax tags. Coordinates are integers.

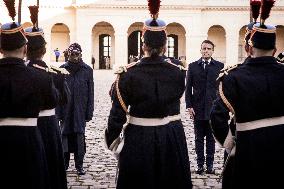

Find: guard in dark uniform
<box><xmin>24</xmin><ymin>5</ymin><xmax>69</xmax><ymax>189</ymax></box>
<box><xmin>222</xmin><ymin>1</ymin><xmax>262</xmax><ymax>186</ymax></box>
<box><xmin>0</xmin><ymin>1</ymin><xmax>58</xmax><ymax>189</ymax></box>
<box><xmin>105</xmin><ymin>1</ymin><xmax>192</xmax><ymax>188</ymax></box>
<box><xmin>210</xmin><ymin>1</ymin><xmax>284</xmax><ymax>188</ymax></box>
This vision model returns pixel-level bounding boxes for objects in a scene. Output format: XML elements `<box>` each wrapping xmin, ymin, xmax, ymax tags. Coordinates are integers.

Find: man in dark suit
<box><xmin>185</xmin><ymin>39</ymin><xmax>223</xmax><ymax>174</ymax></box>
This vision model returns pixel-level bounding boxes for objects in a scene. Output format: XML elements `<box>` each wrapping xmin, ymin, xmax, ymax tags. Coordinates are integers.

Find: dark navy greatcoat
<box><xmin>106</xmin><ymin>56</ymin><xmax>192</xmax><ymax>189</ymax></box>
<box><xmin>0</xmin><ymin>57</ymin><xmax>58</xmax><ymax>189</ymax></box>
<box><xmin>210</xmin><ymin>56</ymin><xmax>284</xmax><ymax>189</ymax></box>
<box><xmin>185</xmin><ymin>58</ymin><xmax>223</xmax><ymax>120</ymax></box>
<box><xmin>28</xmin><ymin>59</ymin><xmax>69</xmax><ymax>189</ymax></box>
<box><xmin>58</xmin><ymin>60</ymin><xmax>94</xmax><ymax>134</ymax></box>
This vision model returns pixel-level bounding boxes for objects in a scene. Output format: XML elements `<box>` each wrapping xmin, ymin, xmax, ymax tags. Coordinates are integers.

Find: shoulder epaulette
<box><xmin>114</xmin><ymin>60</ymin><xmax>139</xmax><ymax>74</ymax></box>
<box><xmin>50</xmin><ymin>65</ymin><xmax>70</xmax><ymax>75</ymax></box>
<box><xmin>33</xmin><ymin>64</ymin><xmax>57</xmax><ymax>74</ymax></box>
<box><xmin>164</xmin><ymin>58</ymin><xmax>187</xmax><ymax>71</ymax></box>
<box><xmin>217</xmin><ymin>63</ymin><xmax>241</xmax><ymax>81</ymax></box>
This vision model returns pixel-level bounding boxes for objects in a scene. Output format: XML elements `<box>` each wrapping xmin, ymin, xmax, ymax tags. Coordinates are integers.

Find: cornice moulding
<box><xmin>72</xmin><ymin>4</ymin><xmax>284</xmax><ymax>11</ymax></box>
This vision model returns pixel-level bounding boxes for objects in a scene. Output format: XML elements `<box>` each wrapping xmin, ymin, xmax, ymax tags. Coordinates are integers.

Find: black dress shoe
<box><xmin>196</xmin><ymin>166</ymin><xmax>204</xmax><ymax>174</ymax></box>
<box><xmin>76</xmin><ymin>168</ymin><xmax>86</xmax><ymax>175</ymax></box>
<box><xmin>206</xmin><ymin>167</ymin><xmax>215</xmax><ymax>174</ymax></box>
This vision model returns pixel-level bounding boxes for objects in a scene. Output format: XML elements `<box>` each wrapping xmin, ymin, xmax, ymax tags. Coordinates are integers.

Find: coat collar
<box><xmin>246</xmin><ymin>56</ymin><xmax>277</xmax><ymax>65</ymax></box>
<box><xmin>139</xmin><ymin>56</ymin><xmax>166</xmax><ymax>65</ymax></box>
<box><xmin>27</xmin><ymin>59</ymin><xmax>47</xmax><ymax>68</ymax></box>
<box><xmin>197</xmin><ymin>58</ymin><xmax>216</xmax><ymax>65</ymax></box>
<box><xmin>0</xmin><ymin>57</ymin><xmax>26</xmax><ymax>66</ymax></box>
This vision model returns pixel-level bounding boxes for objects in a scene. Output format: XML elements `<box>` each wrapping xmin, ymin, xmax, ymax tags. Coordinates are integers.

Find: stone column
<box><xmin>76</xmin><ymin>30</ymin><xmax>92</xmax><ymax>66</ymax></box>
<box><xmin>186</xmin><ymin>33</ymin><xmax>207</xmax><ymax>66</ymax></box>
<box><xmin>43</xmin><ymin>29</ymin><xmax>52</xmax><ymax>63</ymax></box>
<box><xmin>226</xmin><ymin>28</ymin><xmax>239</xmax><ymax>65</ymax></box>
<box><xmin>113</xmin><ymin>30</ymin><xmax>128</xmax><ymax>70</ymax></box>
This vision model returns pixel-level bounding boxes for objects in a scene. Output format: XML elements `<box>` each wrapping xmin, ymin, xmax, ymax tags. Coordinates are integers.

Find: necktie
<box><xmin>203</xmin><ymin>61</ymin><xmax>209</xmax><ymax>69</ymax></box>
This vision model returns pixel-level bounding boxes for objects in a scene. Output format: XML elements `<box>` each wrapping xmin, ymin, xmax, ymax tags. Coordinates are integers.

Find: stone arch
<box><xmin>276</xmin><ymin>25</ymin><xmax>284</xmax><ymax>56</ymax></box>
<box><xmin>92</xmin><ymin>22</ymin><xmax>115</xmax><ymax>70</ymax></box>
<box><xmin>238</xmin><ymin>25</ymin><xmax>247</xmax><ymax>63</ymax></box>
<box><xmin>207</xmin><ymin>25</ymin><xmax>226</xmax><ymax>63</ymax></box>
<box><xmin>127</xmin><ymin>22</ymin><xmax>143</xmax><ymax>63</ymax></box>
<box><xmin>51</xmin><ymin>23</ymin><xmax>70</xmax><ymax>62</ymax></box>
<box><xmin>166</xmin><ymin>22</ymin><xmax>186</xmax><ymax>59</ymax></box>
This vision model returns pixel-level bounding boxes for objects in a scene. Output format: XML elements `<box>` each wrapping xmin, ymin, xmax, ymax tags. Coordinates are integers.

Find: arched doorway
<box><xmin>276</xmin><ymin>25</ymin><xmax>284</xmax><ymax>56</ymax></box>
<box><xmin>166</xmin><ymin>22</ymin><xmax>186</xmax><ymax>59</ymax></box>
<box><xmin>208</xmin><ymin>25</ymin><xmax>226</xmax><ymax>63</ymax></box>
<box><xmin>99</xmin><ymin>34</ymin><xmax>111</xmax><ymax>69</ymax></box>
<box><xmin>238</xmin><ymin>25</ymin><xmax>247</xmax><ymax>63</ymax></box>
<box><xmin>127</xmin><ymin>22</ymin><xmax>143</xmax><ymax>63</ymax></box>
<box><xmin>92</xmin><ymin>22</ymin><xmax>115</xmax><ymax>70</ymax></box>
<box><xmin>128</xmin><ymin>31</ymin><xmax>142</xmax><ymax>63</ymax></box>
<box><xmin>167</xmin><ymin>34</ymin><xmax>178</xmax><ymax>58</ymax></box>
<box><xmin>51</xmin><ymin>23</ymin><xmax>70</xmax><ymax>62</ymax></box>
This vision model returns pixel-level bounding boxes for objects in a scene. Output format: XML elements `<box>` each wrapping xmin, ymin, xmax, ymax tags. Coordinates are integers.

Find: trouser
<box><xmin>56</xmin><ymin>56</ymin><xmax>59</xmax><ymax>62</ymax></box>
<box><xmin>194</xmin><ymin>120</ymin><xmax>215</xmax><ymax>168</ymax></box>
<box><xmin>62</xmin><ymin>133</ymin><xmax>86</xmax><ymax>170</ymax></box>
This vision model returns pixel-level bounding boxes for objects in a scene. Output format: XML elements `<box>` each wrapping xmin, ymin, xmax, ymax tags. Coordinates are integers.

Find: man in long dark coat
<box><xmin>185</xmin><ymin>39</ymin><xmax>223</xmax><ymax>174</ymax></box>
<box><xmin>57</xmin><ymin>43</ymin><xmax>94</xmax><ymax>175</ymax></box>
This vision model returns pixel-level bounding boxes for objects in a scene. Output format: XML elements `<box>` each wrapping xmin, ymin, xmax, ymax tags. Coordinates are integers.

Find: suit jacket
<box><xmin>185</xmin><ymin>58</ymin><xmax>223</xmax><ymax>120</ymax></box>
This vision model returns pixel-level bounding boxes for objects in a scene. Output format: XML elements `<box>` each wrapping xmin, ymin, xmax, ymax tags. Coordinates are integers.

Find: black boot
<box><xmin>76</xmin><ymin>168</ymin><xmax>86</xmax><ymax>175</ymax></box>
<box><xmin>196</xmin><ymin>166</ymin><xmax>204</xmax><ymax>175</ymax></box>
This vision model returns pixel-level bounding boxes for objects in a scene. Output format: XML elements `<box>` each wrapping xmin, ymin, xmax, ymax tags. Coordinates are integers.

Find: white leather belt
<box><xmin>39</xmin><ymin>108</ymin><xmax>55</xmax><ymax>117</ymax></box>
<box><xmin>236</xmin><ymin>116</ymin><xmax>284</xmax><ymax>131</ymax></box>
<box><xmin>0</xmin><ymin>118</ymin><xmax>37</xmax><ymax>126</ymax></box>
<box><xmin>129</xmin><ymin>114</ymin><xmax>181</xmax><ymax>126</ymax></box>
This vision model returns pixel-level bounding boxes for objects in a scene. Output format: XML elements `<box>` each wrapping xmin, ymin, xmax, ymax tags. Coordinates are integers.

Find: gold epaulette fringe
<box><xmin>33</xmin><ymin>64</ymin><xmax>70</xmax><ymax>75</ymax></box>
<box><xmin>50</xmin><ymin>65</ymin><xmax>70</xmax><ymax>75</ymax></box>
<box><xmin>217</xmin><ymin>63</ymin><xmax>241</xmax><ymax>81</ymax></box>
<box><xmin>164</xmin><ymin>58</ymin><xmax>187</xmax><ymax>71</ymax></box>
<box><xmin>114</xmin><ymin>61</ymin><xmax>139</xmax><ymax>74</ymax></box>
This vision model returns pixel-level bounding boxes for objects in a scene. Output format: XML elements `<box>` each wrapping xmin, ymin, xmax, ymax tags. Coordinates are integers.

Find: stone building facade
<box><xmin>0</xmin><ymin>0</ymin><xmax>284</xmax><ymax>69</ymax></box>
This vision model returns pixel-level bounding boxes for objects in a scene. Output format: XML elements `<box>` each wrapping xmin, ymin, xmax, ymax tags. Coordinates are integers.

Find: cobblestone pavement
<box><xmin>67</xmin><ymin>70</ymin><xmax>224</xmax><ymax>189</ymax></box>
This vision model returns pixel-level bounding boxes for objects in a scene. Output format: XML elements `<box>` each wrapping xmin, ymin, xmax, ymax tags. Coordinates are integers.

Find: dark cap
<box><xmin>24</xmin><ymin>5</ymin><xmax>45</xmax><ymax>51</ymax></box>
<box><xmin>25</xmin><ymin>27</ymin><xmax>46</xmax><ymax>51</ymax></box>
<box><xmin>0</xmin><ymin>22</ymin><xmax>27</xmax><ymax>51</ymax></box>
<box><xmin>244</xmin><ymin>22</ymin><xmax>258</xmax><ymax>45</ymax></box>
<box><xmin>142</xmin><ymin>0</ymin><xmax>167</xmax><ymax>48</ymax></box>
<box><xmin>143</xmin><ymin>18</ymin><xmax>167</xmax><ymax>48</ymax></box>
<box><xmin>68</xmin><ymin>43</ymin><xmax>82</xmax><ymax>54</ymax></box>
<box><xmin>249</xmin><ymin>23</ymin><xmax>276</xmax><ymax>50</ymax></box>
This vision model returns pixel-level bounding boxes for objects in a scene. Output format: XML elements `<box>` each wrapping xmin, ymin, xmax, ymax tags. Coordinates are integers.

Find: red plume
<box><xmin>28</xmin><ymin>6</ymin><xmax>39</xmax><ymax>27</ymax></box>
<box><xmin>3</xmin><ymin>0</ymin><xmax>16</xmax><ymax>21</ymax></box>
<box><xmin>250</xmin><ymin>0</ymin><xmax>261</xmax><ymax>22</ymax></box>
<box><xmin>260</xmin><ymin>0</ymin><xmax>275</xmax><ymax>23</ymax></box>
<box><xmin>148</xmin><ymin>0</ymin><xmax>161</xmax><ymax>19</ymax></box>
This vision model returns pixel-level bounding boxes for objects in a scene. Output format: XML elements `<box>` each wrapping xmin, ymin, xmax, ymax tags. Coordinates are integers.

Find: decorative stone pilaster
<box><xmin>225</xmin><ymin>28</ymin><xmax>239</xmax><ymax>65</ymax></box>
<box><xmin>43</xmin><ymin>30</ymin><xmax>51</xmax><ymax>63</ymax></box>
<box><xmin>113</xmin><ymin>30</ymin><xmax>128</xmax><ymax>70</ymax></box>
